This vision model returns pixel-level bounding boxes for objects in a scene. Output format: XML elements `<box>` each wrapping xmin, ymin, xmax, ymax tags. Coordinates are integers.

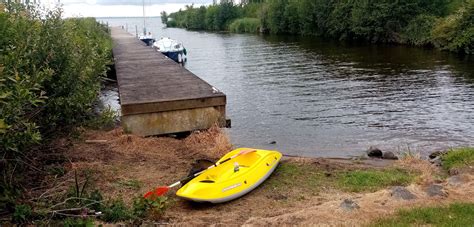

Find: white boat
<box><xmin>153</xmin><ymin>37</ymin><xmax>187</xmax><ymax>64</ymax></box>
<box><xmin>139</xmin><ymin>33</ymin><xmax>155</xmax><ymax>46</ymax></box>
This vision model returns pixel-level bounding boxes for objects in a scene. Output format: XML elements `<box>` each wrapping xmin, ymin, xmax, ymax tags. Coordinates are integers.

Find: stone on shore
<box><xmin>391</xmin><ymin>186</ymin><xmax>417</xmax><ymax>200</ymax></box>
<box><xmin>429</xmin><ymin>151</ymin><xmax>447</xmax><ymax>159</ymax></box>
<box><xmin>340</xmin><ymin>199</ymin><xmax>360</xmax><ymax>211</ymax></box>
<box><xmin>425</xmin><ymin>184</ymin><xmax>447</xmax><ymax>197</ymax></box>
<box><xmin>447</xmin><ymin>175</ymin><xmax>464</xmax><ymax>186</ymax></box>
<box><xmin>367</xmin><ymin>146</ymin><xmax>383</xmax><ymax>158</ymax></box>
<box><xmin>382</xmin><ymin>151</ymin><xmax>398</xmax><ymax>160</ymax></box>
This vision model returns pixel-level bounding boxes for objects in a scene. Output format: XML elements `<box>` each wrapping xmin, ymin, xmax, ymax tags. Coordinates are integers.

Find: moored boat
<box><xmin>153</xmin><ymin>37</ymin><xmax>187</xmax><ymax>64</ymax></box>
<box><xmin>139</xmin><ymin>33</ymin><xmax>155</xmax><ymax>46</ymax></box>
<box><xmin>176</xmin><ymin>148</ymin><xmax>282</xmax><ymax>203</ymax></box>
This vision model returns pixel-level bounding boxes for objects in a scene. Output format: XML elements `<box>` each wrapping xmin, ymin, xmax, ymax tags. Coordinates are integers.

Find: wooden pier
<box><xmin>111</xmin><ymin>27</ymin><xmax>228</xmax><ymax>136</ymax></box>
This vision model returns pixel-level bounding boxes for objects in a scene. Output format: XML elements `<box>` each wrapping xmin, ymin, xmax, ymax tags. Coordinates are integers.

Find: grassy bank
<box><xmin>264</xmin><ymin>162</ymin><xmax>416</xmax><ymax>196</ymax></box>
<box><xmin>442</xmin><ymin>147</ymin><xmax>474</xmax><ymax>171</ymax></box>
<box><xmin>2</xmin><ymin>124</ymin><xmax>474</xmax><ymax>225</ymax></box>
<box><xmin>370</xmin><ymin>203</ymin><xmax>474</xmax><ymax>226</ymax></box>
<box><xmin>165</xmin><ymin>0</ymin><xmax>474</xmax><ymax>54</ymax></box>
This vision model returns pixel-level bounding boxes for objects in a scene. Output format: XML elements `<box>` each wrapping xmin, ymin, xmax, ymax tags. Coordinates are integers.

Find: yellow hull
<box><xmin>176</xmin><ymin>148</ymin><xmax>282</xmax><ymax>203</ymax></box>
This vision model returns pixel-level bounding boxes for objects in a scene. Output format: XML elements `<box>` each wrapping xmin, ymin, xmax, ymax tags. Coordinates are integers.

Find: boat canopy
<box><xmin>153</xmin><ymin>37</ymin><xmax>184</xmax><ymax>52</ymax></box>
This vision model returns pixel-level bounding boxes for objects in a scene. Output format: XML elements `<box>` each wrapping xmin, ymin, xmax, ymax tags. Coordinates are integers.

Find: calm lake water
<box><xmin>98</xmin><ymin>17</ymin><xmax>474</xmax><ymax>157</ymax></box>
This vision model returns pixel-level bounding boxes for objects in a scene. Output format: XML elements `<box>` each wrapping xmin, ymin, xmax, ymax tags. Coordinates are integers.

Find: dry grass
<box><xmin>396</xmin><ymin>153</ymin><xmax>440</xmax><ymax>185</ymax></box>
<box><xmin>52</xmin><ymin>126</ymin><xmax>235</xmax><ymax>204</ymax></box>
<box><xmin>184</xmin><ymin>124</ymin><xmax>233</xmax><ymax>160</ymax></box>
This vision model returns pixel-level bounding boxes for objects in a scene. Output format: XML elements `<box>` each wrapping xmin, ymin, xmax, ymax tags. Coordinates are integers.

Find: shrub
<box><xmin>101</xmin><ymin>199</ymin><xmax>132</xmax><ymax>222</ymax></box>
<box><xmin>432</xmin><ymin>1</ymin><xmax>474</xmax><ymax>54</ymax></box>
<box><xmin>0</xmin><ymin>2</ymin><xmax>112</xmax><ymax>217</ymax></box>
<box><xmin>0</xmin><ymin>3</ymin><xmax>112</xmax><ymax>155</ymax></box>
<box><xmin>401</xmin><ymin>14</ymin><xmax>437</xmax><ymax>46</ymax></box>
<box><xmin>228</xmin><ymin>18</ymin><xmax>260</xmax><ymax>33</ymax></box>
<box><xmin>132</xmin><ymin>196</ymin><xmax>169</xmax><ymax>219</ymax></box>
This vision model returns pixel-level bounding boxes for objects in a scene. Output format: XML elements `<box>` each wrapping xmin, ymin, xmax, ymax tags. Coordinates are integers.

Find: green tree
<box><xmin>160</xmin><ymin>11</ymin><xmax>168</xmax><ymax>25</ymax></box>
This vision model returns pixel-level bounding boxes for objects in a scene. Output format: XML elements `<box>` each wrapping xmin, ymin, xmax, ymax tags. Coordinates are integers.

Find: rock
<box><xmin>382</xmin><ymin>151</ymin><xmax>398</xmax><ymax>160</ymax></box>
<box><xmin>447</xmin><ymin>175</ymin><xmax>463</xmax><ymax>186</ymax></box>
<box><xmin>448</xmin><ymin>168</ymin><xmax>460</xmax><ymax>176</ymax></box>
<box><xmin>425</xmin><ymin>184</ymin><xmax>447</xmax><ymax>197</ymax></box>
<box><xmin>391</xmin><ymin>186</ymin><xmax>417</xmax><ymax>200</ymax></box>
<box><xmin>367</xmin><ymin>146</ymin><xmax>383</xmax><ymax>158</ymax></box>
<box><xmin>340</xmin><ymin>199</ymin><xmax>360</xmax><ymax>211</ymax></box>
<box><xmin>429</xmin><ymin>151</ymin><xmax>447</xmax><ymax>159</ymax></box>
<box><xmin>269</xmin><ymin>141</ymin><xmax>277</xmax><ymax>145</ymax></box>
<box><xmin>429</xmin><ymin>156</ymin><xmax>442</xmax><ymax>166</ymax></box>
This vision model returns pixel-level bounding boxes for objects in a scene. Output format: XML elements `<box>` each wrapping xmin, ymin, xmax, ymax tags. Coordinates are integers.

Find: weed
<box><xmin>337</xmin><ymin>169</ymin><xmax>415</xmax><ymax>192</ymax></box>
<box><xmin>101</xmin><ymin>198</ymin><xmax>132</xmax><ymax>222</ymax></box>
<box><xmin>13</xmin><ymin>204</ymin><xmax>32</xmax><ymax>223</ymax></box>
<box><xmin>442</xmin><ymin>147</ymin><xmax>474</xmax><ymax>171</ymax></box>
<box><xmin>132</xmin><ymin>196</ymin><xmax>169</xmax><ymax>219</ymax></box>
<box><xmin>116</xmin><ymin>179</ymin><xmax>142</xmax><ymax>190</ymax></box>
<box><xmin>88</xmin><ymin>190</ymin><xmax>104</xmax><ymax>211</ymax></box>
<box><xmin>369</xmin><ymin>203</ymin><xmax>474</xmax><ymax>226</ymax></box>
<box><xmin>63</xmin><ymin>218</ymin><xmax>95</xmax><ymax>227</ymax></box>
<box><xmin>85</xmin><ymin>106</ymin><xmax>117</xmax><ymax>130</ymax></box>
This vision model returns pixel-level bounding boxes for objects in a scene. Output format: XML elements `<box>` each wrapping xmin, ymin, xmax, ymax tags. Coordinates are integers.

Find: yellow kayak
<box><xmin>176</xmin><ymin>148</ymin><xmax>282</xmax><ymax>203</ymax></box>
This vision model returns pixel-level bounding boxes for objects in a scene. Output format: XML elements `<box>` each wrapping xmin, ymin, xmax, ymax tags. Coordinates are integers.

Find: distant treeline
<box><xmin>164</xmin><ymin>0</ymin><xmax>474</xmax><ymax>54</ymax></box>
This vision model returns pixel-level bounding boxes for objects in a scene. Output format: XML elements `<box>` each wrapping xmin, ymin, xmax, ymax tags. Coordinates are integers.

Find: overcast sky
<box><xmin>54</xmin><ymin>0</ymin><xmax>215</xmax><ymax>17</ymax></box>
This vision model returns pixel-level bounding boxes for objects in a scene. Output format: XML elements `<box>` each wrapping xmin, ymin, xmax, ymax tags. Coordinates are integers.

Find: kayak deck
<box><xmin>176</xmin><ymin>148</ymin><xmax>282</xmax><ymax>203</ymax></box>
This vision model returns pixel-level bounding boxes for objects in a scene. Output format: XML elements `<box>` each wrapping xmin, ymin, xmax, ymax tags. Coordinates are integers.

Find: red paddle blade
<box><xmin>144</xmin><ymin>186</ymin><xmax>169</xmax><ymax>199</ymax></box>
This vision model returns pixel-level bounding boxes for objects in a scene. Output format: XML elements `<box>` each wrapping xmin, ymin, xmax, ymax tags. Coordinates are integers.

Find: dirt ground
<box><xmin>31</xmin><ymin>127</ymin><xmax>474</xmax><ymax>226</ymax></box>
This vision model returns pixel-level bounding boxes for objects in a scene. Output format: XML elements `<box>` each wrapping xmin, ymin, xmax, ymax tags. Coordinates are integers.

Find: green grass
<box><xmin>265</xmin><ymin>162</ymin><xmax>328</xmax><ymax>193</ymax></box>
<box><xmin>264</xmin><ymin>162</ymin><xmax>417</xmax><ymax>195</ymax></box>
<box><xmin>369</xmin><ymin>203</ymin><xmax>474</xmax><ymax>227</ymax></box>
<box><xmin>337</xmin><ymin>169</ymin><xmax>415</xmax><ymax>192</ymax></box>
<box><xmin>442</xmin><ymin>147</ymin><xmax>474</xmax><ymax>171</ymax></box>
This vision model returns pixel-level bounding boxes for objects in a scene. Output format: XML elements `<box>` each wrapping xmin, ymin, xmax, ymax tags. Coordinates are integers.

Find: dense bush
<box><xmin>164</xmin><ymin>0</ymin><xmax>473</xmax><ymax>54</ymax></box>
<box><xmin>432</xmin><ymin>0</ymin><xmax>474</xmax><ymax>54</ymax></box>
<box><xmin>401</xmin><ymin>14</ymin><xmax>437</xmax><ymax>46</ymax></box>
<box><xmin>0</xmin><ymin>3</ymin><xmax>112</xmax><ymax>155</ymax></box>
<box><xmin>166</xmin><ymin>2</ymin><xmax>252</xmax><ymax>31</ymax></box>
<box><xmin>1</xmin><ymin>2</ymin><xmax>112</xmax><ymax>219</ymax></box>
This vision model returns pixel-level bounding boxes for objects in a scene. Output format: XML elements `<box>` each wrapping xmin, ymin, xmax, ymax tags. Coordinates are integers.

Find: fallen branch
<box><xmin>49</xmin><ymin>197</ymin><xmax>101</xmax><ymax>210</ymax></box>
<box><xmin>85</xmin><ymin>140</ymin><xmax>108</xmax><ymax>144</ymax></box>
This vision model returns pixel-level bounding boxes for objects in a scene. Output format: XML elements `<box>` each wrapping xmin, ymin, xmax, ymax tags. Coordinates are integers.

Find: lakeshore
<box><xmin>21</xmin><ymin>126</ymin><xmax>474</xmax><ymax>225</ymax></box>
